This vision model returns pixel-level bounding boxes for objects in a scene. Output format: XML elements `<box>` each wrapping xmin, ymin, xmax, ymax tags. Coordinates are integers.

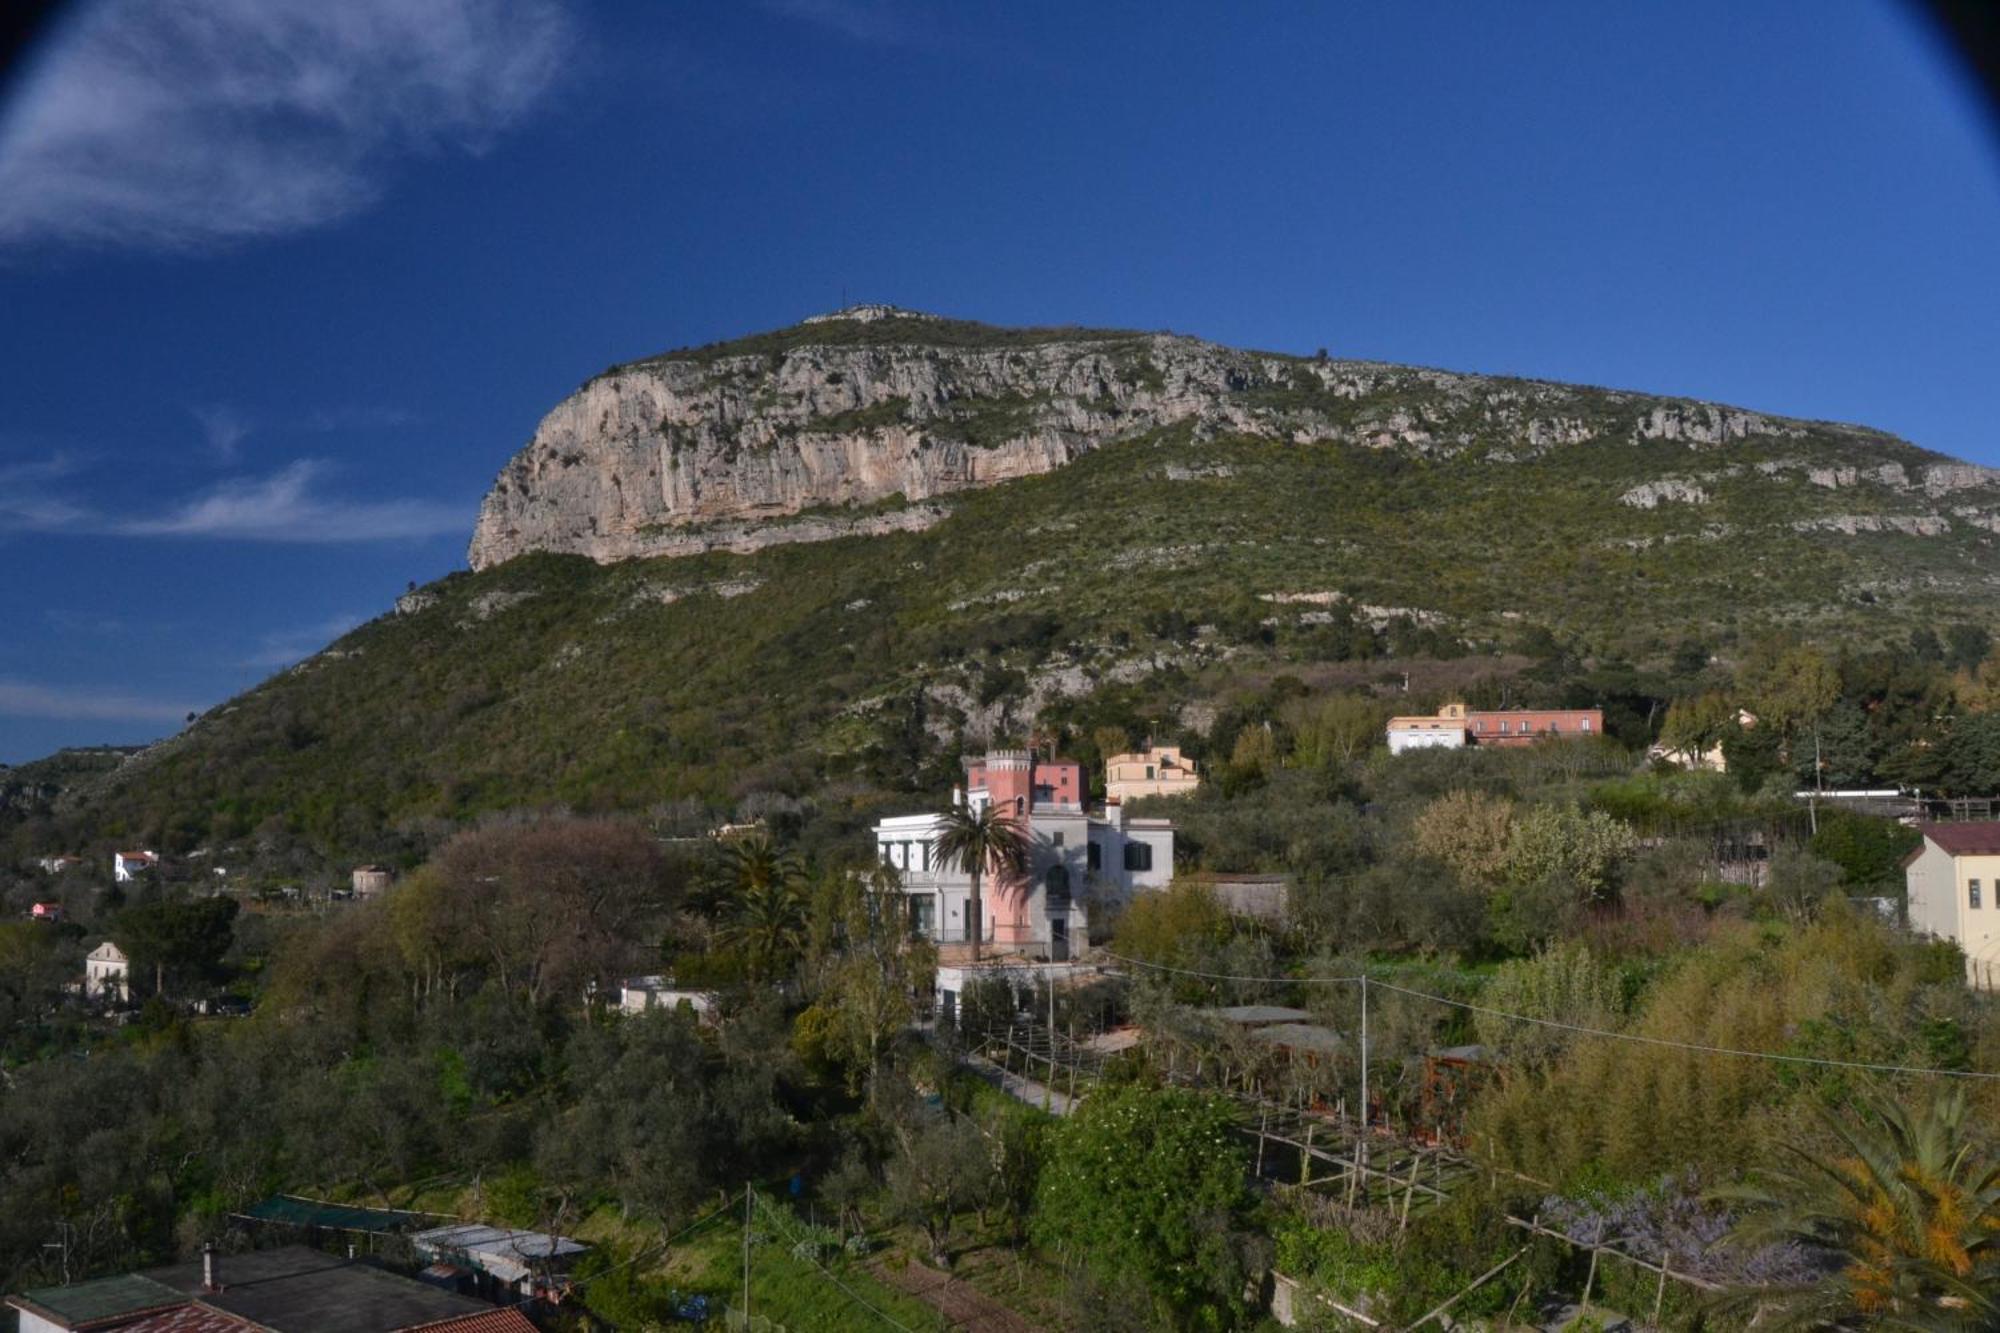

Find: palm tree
<box><xmin>713</xmin><ymin>836</ymin><xmax>807</xmax><ymax>979</ymax></box>
<box><xmin>724</xmin><ymin>873</ymin><xmax>808</xmax><ymax>981</ymax></box>
<box><xmin>1711</xmin><ymin>1087</ymin><xmax>2000</xmax><ymax>1330</ymax></box>
<box><xmin>933</xmin><ymin>800</ymin><xmax>1029</xmax><ymax>962</ymax></box>
<box><xmin>706</xmin><ymin>835</ymin><xmax>800</xmax><ymax>911</ymax></box>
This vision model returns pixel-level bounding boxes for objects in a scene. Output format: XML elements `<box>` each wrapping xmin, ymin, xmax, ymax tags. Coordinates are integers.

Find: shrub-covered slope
<box><xmin>45</xmin><ymin>406</ymin><xmax>2000</xmax><ymax>853</ymax></box>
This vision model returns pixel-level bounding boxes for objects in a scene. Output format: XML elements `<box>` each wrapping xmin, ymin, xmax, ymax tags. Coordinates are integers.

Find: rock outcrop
<box><xmin>468</xmin><ymin>307</ymin><xmax>1992</xmax><ymax>569</ymax></box>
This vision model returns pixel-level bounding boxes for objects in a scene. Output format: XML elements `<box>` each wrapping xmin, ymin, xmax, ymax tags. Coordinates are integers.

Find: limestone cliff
<box><xmin>468</xmin><ymin>306</ymin><xmax>1998</xmax><ymax>569</ymax></box>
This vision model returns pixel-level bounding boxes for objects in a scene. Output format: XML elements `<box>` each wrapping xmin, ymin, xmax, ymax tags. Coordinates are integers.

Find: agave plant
<box><xmin>1710</xmin><ymin>1087</ymin><xmax>2000</xmax><ymax>1330</ymax></box>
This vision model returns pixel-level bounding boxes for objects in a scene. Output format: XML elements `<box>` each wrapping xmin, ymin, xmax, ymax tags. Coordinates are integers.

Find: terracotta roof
<box><xmin>403</xmin><ymin>1310</ymin><xmax>540</xmax><ymax>1333</ymax></box>
<box><xmin>118</xmin><ymin>1303</ymin><xmax>259</xmax><ymax>1333</ymax></box>
<box><xmin>1918</xmin><ymin>822</ymin><xmax>2000</xmax><ymax>856</ymax></box>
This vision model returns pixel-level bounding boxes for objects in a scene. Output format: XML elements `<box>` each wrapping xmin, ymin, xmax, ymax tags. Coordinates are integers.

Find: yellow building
<box><xmin>1105</xmin><ymin>745</ymin><xmax>1201</xmax><ymax>801</ymax></box>
<box><xmin>1905</xmin><ymin>823</ymin><xmax>2000</xmax><ymax>988</ymax></box>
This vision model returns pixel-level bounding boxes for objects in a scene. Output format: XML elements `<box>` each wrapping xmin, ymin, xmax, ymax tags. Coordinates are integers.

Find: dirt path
<box><xmin>868</xmin><ymin>1257</ymin><xmax>1037</xmax><ymax>1332</ymax></box>
<box><xmin>965</xmin><ymin>1053</ymin><xmax>1077</xmax><ymax>1116</ymax></box>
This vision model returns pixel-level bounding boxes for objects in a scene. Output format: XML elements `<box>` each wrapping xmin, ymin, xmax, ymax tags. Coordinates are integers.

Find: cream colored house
<box><xmin>1905</xmin><ymin>823</ymin><xmax>2000</xmax><ymax>988</ymax></box>
<box><xmin>1104</xmin><ymin>745</ymin><xmax>1201</xmax><ymax>801</ymax></box>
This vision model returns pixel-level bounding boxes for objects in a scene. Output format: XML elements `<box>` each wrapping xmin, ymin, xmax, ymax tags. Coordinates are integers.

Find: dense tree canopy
<box><xmin>1034</xmin><ymin>1085</ymin><xmax>1254</xmax><ymax>1330</ymax></box>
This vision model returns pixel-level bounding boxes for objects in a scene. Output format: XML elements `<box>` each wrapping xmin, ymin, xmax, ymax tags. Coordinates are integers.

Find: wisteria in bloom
<box><xmin>1538</xmin><ymin>1170</ymin><xmax>1833</xmax><ymax>1288</ymax></box>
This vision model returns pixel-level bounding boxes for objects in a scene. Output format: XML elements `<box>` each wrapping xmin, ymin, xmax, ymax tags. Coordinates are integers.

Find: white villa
<box><xmin>874</xmin><ymin>748</ymin><xmax>1173</xmax><ymax>984</ymax></box>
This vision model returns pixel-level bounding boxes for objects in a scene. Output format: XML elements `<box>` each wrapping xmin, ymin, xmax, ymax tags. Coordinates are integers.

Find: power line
<box><xmin>749</xmin><ymin>1188</ymin><xmax>929</xmax><ymax>1333</ymax></box>
<box><xmin>1096</xmin><ymin>949</ymin><xmax>1359</xmax><ymax>985</ymax></box>
<box><xmin>1100</xmin><ymin>951</ymin><xmax>2000</xmax><ymax>1083</ymax></box>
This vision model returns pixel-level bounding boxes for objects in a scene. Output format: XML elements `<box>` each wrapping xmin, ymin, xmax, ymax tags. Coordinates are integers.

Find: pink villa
<box><xmin>874</xmin><ymin>748</ymin><xmax>1174</xmax><ymax>969</ymax></box>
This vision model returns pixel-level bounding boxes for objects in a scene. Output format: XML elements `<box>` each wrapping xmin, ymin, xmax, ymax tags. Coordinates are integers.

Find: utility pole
<box><xmin>1357</xmin><ymin>973</ymin><xmax>1370</xmax><ymax>1196</ymax></box>
<box><xmin>742</xmin><ymin>1183</ymin><xmax>752</xmax><ymax>1324</ymax></box>
<box><xmin>43</xmin><ymin>1221</ymin><xmax>70</xmax><ymax>1285</ymax></box>
<box><xmin>1810</xmin><ymin>726</ymin><xmax>1823</xmax><ymax>836</ymax></box>
<box><xmin>1045</xmin><ymin>971</ymin><xmax>1057</xmax><ymax>1112</ymax></box>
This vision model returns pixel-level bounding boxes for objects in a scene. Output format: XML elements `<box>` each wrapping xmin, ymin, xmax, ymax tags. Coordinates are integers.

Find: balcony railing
<box><xmin>927</xmin><ymin>931</ymin><xmax>1077</xmax><ymax>965</ymax></box>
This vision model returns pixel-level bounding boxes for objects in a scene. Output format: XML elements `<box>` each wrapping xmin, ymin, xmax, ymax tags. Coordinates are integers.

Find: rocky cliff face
<box><xmin>468</xmin><ymin>307</ymin><xmax>1998</xmax><ymax>569</ymax></box>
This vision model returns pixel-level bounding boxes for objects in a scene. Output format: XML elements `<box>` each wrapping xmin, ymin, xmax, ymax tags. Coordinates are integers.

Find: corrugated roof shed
<box><xmin>411</xmin><ymin>1226</ymin><xmax>588</xmax><ymax>1286</ymax></box>
<box><xmin>1206</xmin><ymin>1005</ymin><xmax>1313</xmax><ymax>1026</ymax></box>
<box><xmin>1251</xmin><ymin>1023</ymin><xmax>1344</xmax><ymax>1055</ymax></box>
<box><xmin>241</xmin><ymin>1195</ymin><xmax>436</xmax><ymax>1233</ymax></box>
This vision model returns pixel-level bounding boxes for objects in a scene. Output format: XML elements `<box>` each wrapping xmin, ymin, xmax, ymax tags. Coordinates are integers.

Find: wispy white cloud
<box><xmin>0</xmin><ymin>452</ymin><xmax>86</xmax><ymax>486</ymax></box>
<box><xmin>0</xmin><ymin>678</ymin><xmax>201</xmax><ymax>723</ymax></box>
<box><xmin>120</xmin><ymin>460</ymin><xmax>469</xmax><ymax>541</ymax></box>
<box><xmin>192</xmin><ymin>403</ymin><xmax>253</xmax><ymax>461</ymax></box>
<box><xmin>246</xmin><ymin>613</ymin><xmax>363</xmax><ymax>667</ymax></box>
<box><xmin>0</xmin><ymin>0</ymin><xmax>577</xmax><ymax>251</ymax></box>
<box><xmin>0</xmin><ymin>454</ymin><xmax>471</xmax><ymax>543</ymax></box>
<box><xmin>0</xmin><ymin>453</ymin><xmax>93</xmax><ymax>530</ymax></box>
<box><xmin>187</xmin><ymin>402</ymin><xmax>413</xmax><ymax>461</ymax></box>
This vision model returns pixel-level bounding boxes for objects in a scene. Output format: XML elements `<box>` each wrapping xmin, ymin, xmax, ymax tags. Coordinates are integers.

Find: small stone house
<box><xmin>351</xmin><ymin>865</ymin><xmax>395</xmax><ymax>899</ymax></box>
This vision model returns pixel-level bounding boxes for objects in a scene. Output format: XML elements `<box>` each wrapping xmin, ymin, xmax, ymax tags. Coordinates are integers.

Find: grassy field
<box><xmin>655</xmin><ymin>1203</ymin><xmax>949</xmax><ymax>1333</ymax></box>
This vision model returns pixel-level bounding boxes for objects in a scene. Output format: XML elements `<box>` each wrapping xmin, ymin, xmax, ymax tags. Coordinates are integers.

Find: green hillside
<box><xmin>24</xmin><ymin>398</ymin><xmax>1999</xmax><ymax>859</ymax></box>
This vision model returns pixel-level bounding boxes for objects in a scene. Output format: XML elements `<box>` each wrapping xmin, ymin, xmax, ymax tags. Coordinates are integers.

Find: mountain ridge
<box><xmin>469</xmin><ymin>307</ymin><xmax>1998</xmax><ymax>570</ymax></box>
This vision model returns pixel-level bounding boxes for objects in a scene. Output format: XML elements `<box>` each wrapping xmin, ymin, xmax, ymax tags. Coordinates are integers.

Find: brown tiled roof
<box><xmin>1918</xmin><ymin>822</ymin><xmax>2000</xmax><ymax>856</ymax></box>
<box><xmin>403</xmin><ymin>1310</ymin><xmax>539</xmax><ymax>1333</ymax></box>
<box><xmin>119</xmin><ymin>1304</ymin><xmax>258</xmax><ymax>1333</ymax></box>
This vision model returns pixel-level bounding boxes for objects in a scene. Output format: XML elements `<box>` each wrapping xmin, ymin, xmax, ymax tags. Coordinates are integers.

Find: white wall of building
<box><xmin>1906</xmin><ymin>840</ymin><xmax>2000</xmax><ymax>988</ymax></box>
<box><xmin>874</xmin><ymin>804</ymin><xmax>1177</xmax><ymax>949</ymax></box>
<box><xmin>85</xmin><ymin>942</ymin><xmax>128</xmax><ymax>1003</ymax></box>
<box><xmin>1906</xmin><ymin>840</ymin><xmax>1958</xmax><ymax>941</ymax></box>
<box><xmin>1387</xmin><ymin>727</ymin><xmax>1465</xmax><ymax>755</ymax></box>
<box><xmin>15</xmin><ymin>1309</ymin><xmax>66</xmax><ymax>1333</ymax></box>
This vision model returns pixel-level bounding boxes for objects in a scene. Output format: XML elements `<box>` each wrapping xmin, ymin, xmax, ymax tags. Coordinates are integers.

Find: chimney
<box><xmin>201</xmin><ymin>1244</ymin><xmax>220</xmax><ymax>1293</ymax></box>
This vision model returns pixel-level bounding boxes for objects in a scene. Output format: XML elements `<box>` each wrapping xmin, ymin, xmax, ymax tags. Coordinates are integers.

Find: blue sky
<box><xmin>0</xmin><ymin>0</ymin><xmax>1996</xmax><ymax>762</ymax></box>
